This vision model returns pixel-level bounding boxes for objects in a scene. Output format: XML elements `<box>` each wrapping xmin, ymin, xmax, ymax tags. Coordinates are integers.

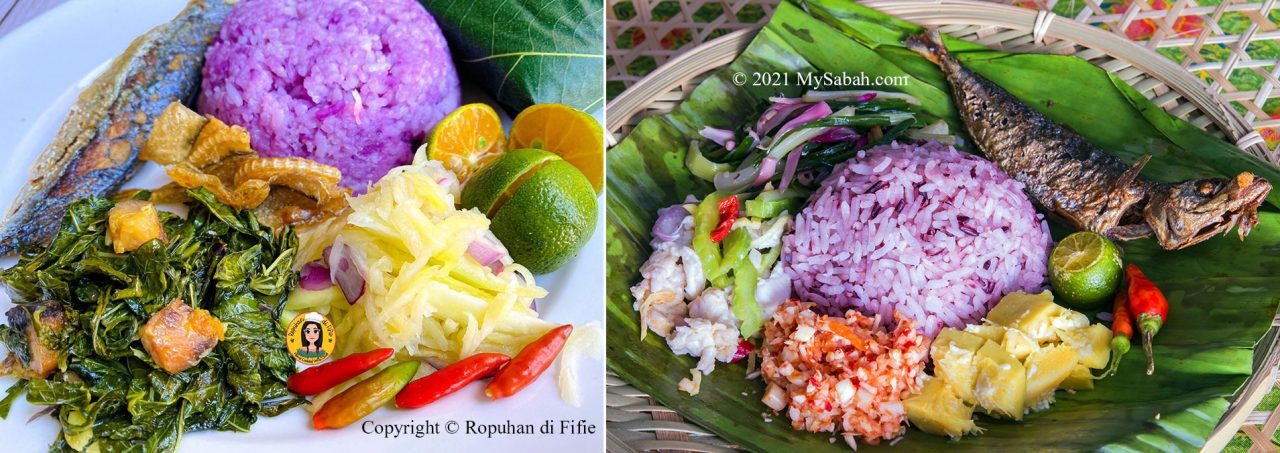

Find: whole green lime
<box><xmin>460</xmin><ymin>148</ymin><xmax>597</xmax><ymax>274</ymax></box>
<box><xmin>1049</xmin><ymin>231</ymin><xmax>1123</xmax><ymax>309</ymax></box>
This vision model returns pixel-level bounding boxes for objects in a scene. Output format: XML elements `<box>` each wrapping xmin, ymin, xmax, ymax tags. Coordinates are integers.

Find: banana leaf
<box><xmin>418</xmin><ymin>0</ymin><xmax>604</xmax><ymax>114</ymax></box>
<box><xmin>605</xmin><ymin>1</ymin><xmax>1280</xmax><ymax>451</ymax></box>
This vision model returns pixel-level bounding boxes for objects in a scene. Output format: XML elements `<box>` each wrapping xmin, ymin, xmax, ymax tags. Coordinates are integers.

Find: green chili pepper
<box><xmin>733</xmin><ymin>259</ymin><xmax>763</xmax><ymax>337</ymax></box>
<box><xmin>720</xmin><ymin>228</ymin><xmax>752</xmax><ymax>274</ymax></box>
<box><xmin>745</xmin><ymin>199</ymin><xmax>799</xmax><ymax>219</ymax></box>
<box><xmin>692</xmin><ymin>193</ymin><xmax>725</xmax><ymax>281</ymax></box>
<box><xmin>710</xmin><ymin>274</ymin><xmax>732</xmax><ymax>289</ymax></box>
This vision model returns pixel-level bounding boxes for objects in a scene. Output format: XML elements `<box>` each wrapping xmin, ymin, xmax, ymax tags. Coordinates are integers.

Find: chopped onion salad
<box><xmin>631</xmin><ymin>90</ymin><xmax>952</xmax><ymax>391</ymax></box>
<box><xmin>286</xmin><ymin>149</ymin><xmax>600</xmax><ymax>408</ymax></box>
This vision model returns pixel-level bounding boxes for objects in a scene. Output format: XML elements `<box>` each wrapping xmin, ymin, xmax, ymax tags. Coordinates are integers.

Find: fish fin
<box><xmin>1109</xmin><ymin>154</ymin><xmax>1151</xmax><ymax>205</ymax></box>
<box><xmin>1109</xmin><ymin>224</ymin><xmax>1152</xmax><ymax>241</ymax></box>
<box><xmin>1118</xmin><ymin>154</ymin><xmax>1151</xmax><ymax>189</ymax></box>
<box><xmin>903</xmin><ymin>29</ymin><xmax>947</xmax><ymax>64</ymax></box>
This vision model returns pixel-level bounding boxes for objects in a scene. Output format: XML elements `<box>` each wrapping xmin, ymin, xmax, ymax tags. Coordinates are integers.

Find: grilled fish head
<box><xmin>1145</xmin><ymin>172</ymin><xmax>1271</xmax><ymax>249</ymax></box>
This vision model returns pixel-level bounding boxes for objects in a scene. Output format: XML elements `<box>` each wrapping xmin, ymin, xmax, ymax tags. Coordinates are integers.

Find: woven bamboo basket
<box><xmin>605</xmin><ymin>1</ymin><xmax>1280</xmax><ymax>451</ymax></box>
<box><xmin>607</xmin><ymin>0</ymin><xmax>1280</xmax><ymax>162</ymax></box>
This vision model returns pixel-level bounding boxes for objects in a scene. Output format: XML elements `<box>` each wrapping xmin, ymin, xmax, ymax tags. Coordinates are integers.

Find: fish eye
<box><xmin>1197</xmin><ymin>181</ymin><xmax>1216</xmax><ymax>195</ymax></box>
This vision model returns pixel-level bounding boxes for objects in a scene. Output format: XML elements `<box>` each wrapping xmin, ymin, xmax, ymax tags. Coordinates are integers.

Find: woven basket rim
<box><xmin>606</xmin><ymin>1</ymin><xmax>1280</xmax><ymax>451</ymax></box>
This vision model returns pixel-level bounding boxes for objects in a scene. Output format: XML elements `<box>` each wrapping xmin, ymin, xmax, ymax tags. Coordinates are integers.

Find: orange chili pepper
<box><xmin>485</xmin><ymin>324</ymin><xmax>573</xmax><ymax>400</ymax></box>
<box><xmin>1104</xmin><ymin>290</ymin><xmax>1133</xmax><ymax>377</ymax></box>
<box><xmin>312</xmin><ymin>361</ymin><xmax>419</xmax><ymax>430</ymax></box>
<box><xmin>396</xmin><ymin>353</ymin><xmax>510</xmax><ymax>409</ymax></box>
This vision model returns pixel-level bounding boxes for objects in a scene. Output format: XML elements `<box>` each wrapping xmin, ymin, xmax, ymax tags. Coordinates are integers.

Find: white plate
<box><xmin>0</xmin><ymin>1</ymin><xmax>604</xmax><ymax>451</ymax></box>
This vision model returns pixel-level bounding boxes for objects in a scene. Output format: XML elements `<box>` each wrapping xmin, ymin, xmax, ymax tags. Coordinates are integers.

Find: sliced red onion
<box><xmin>467</xmin><ymin>239</ymin><xmax>506</xmax><ymax>267</ymax></box>
<box><xmin>698</xmin><ymin>127</ymin><xmax>736</xmax><ymax>149</ymax></box>
<box><xmin>320</xmin><ymin>246</ymin><xmax>333</xmax><ymax>268</ymax></box>
<box><xmin>774</xmin><ymin>102</ymin><xmax>832</xmax><ymax>139</ymax></box>
<box><xmin>755</xmin><ymin>102</ymin><xmax>810</xmax><ymax>136</ymax></box>
<box><xmin>779</xmin><ymin>147</ymin><xmax>803</xmax><ymax>193</ymax></box>
<box><xmin>752</xmin><ymin>157</ymin><xmax>778</xmax><ymax>186</ymax></box>
<box><xmin>652</xmin><ymin>205</ymin><xmax>691</xmax><ymax>243</ymax></box>
<box><xmin>327</xmin><ymin>239</ymin><xmax>367</xmax><ymax>305</ymax></box>
<box><xmin>809</xmin><ymin>127</ymin><xmax>859</xmax><ymax>144</ymax></box>
<box><xmin>857</xmin><ymin>92</ymin><xmax>878</xmax><ymax>102</ymax></box>
<box><xmin>299</xmin><ymin>261</ymin><xmax>334</xmax><ymax>291</ymax></box>
<box><xmin>468</xmin><ymin>232</ymin><xmax>511</xmax><ymax>275</ymax></box>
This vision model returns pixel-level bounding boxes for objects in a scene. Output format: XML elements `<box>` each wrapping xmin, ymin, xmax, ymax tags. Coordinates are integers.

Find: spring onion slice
<box><xmin>765</xmin><ymin>106</ymin><xmax>858</xmax><ymax>159</ymax></box>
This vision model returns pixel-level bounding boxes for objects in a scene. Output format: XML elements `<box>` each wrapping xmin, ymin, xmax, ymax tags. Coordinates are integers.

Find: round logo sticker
<box><xmin>286</xmin><ymin>311</ymin><xmax>336</xmax><ymax>365</ymax></box>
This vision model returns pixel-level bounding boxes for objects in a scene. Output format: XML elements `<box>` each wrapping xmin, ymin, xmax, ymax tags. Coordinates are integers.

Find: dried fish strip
<box><xmin>138</xmin><ymin>102</ymin><xmax>350</xmax><ymax>227</ymax></box>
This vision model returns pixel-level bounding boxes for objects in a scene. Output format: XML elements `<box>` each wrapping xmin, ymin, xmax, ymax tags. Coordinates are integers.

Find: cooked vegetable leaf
<box><xmin>0</xmin><ymin>324</ymin><xmax>28</xmax><ymax>365</ymax></box>
<box><xmin>418</xmin><ymin>0</ymin><xmax>605</xmax><ymax>113</ymax></box>
<box><xmin>606</xmin><ymin>1</ymin><xmax>1280</xmax><ymax>451</ymax></box>
<box><xmin>0</xmin><ymin>381</ymin><xmax>26</xmax><ymax>419</ymax></box>
<box><xmin>0</xmin><ymin>189</ymin><xmax>303</xmax><ymax>452</ymax></box>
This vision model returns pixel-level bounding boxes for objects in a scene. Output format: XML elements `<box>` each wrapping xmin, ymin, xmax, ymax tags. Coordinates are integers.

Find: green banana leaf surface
<box><xmin>418</xmin><ymin>0</ymin><xmax>604</xmax><ymax>114</ymax></box>
<box><xmin>605</xmin><ymin>1</ymin><xmax>1280</xmax><ymax>451</ymax></box>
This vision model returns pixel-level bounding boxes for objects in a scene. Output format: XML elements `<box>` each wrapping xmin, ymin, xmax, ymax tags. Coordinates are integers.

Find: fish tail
<box><xmin>904</xmin><ymin>29</ymin><xmax>947</xmax><ymax>65</ymax></box>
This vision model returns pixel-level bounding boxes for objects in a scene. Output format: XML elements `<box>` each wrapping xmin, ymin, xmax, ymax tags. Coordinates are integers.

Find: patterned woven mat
<box><xmin>607</xmin><ymin>0</ymin><xmax>1280</xmax><ymax>159</ymax></box>
<box><xmin>606</xmin><ymin>1</ymin><xmax>1280</xmax><ymax>451</ymax></box>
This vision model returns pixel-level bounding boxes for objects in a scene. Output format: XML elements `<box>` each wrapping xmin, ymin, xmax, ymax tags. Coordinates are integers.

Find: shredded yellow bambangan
<box><xmin>297</xmin><ymin>151</ymin><xmax>552</xmax><ymax>363</ymax></box>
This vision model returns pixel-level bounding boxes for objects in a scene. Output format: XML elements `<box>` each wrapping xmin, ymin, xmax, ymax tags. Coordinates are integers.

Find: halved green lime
<box><xmin>460</xmin><ymin>148</ymin><xmax>597</xmax><ymax>274</ymax></box>
<box><xmin>1049</xmin><ymin>231</ymin><xmax>1123</xmax><ymax>309</ymax></box>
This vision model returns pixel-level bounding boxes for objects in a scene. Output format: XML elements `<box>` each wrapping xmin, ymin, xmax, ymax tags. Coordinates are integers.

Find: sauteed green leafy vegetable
<box><xmin>0</xmin><ymin>189</ymin><xmax>304</xmax><ymax>452</ymax></box>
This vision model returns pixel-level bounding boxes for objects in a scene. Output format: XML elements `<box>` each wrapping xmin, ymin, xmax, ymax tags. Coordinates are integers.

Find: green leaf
<box><xmin>606</xmin><ymin>1</ymin><xmax>1280</xmax><ymax>451</ymax></box>
<box><xmin>27</xmin><ymin>379</ymin><xmax>90</xmax><ymax>406</ymax></box>
<box><xmin>0</xmin><ymin>324</ymin><xmax>29</xmax><ymax>365</ymax></box>
<box><xmin>418</xmin><ymin>0</ymin><xmax>605</xmax><ymax>113</ymax></box>
<box><xmin>1</xmin><ymin>189</ymin><xmax>301</xmax><ymax>450</ymax></box>
<box><xmin>0</xmin><ymin>381</ymin><xmax>27</xmax><ymax>419</ymax></box>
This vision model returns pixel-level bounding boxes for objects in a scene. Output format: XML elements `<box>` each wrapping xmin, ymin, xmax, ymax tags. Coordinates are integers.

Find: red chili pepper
<box><xmin>1105</xmin><ymin>290</ymin><xmax>1133</xmax><ymax>377</ymax></box>
<box><xmin>485</xmin><ymin>324</ymin><xmax>573</xmax><ymax>400</ymax></box>
<box><xmin>287</xmin><ymin>348</ymin><xmax>394</xmax><ymax>395</ymax></box>
<box><xmin>395</xmin><ymin>353</ymin><xmax>510</xmax><ymax>409</ymax></box>
<box><xmin>731</xmin><ymin>339</ymin><xmax>755</xmax><ymax>362</ymax></box>
<box><xmin>709</xmin><ymin>196</ymin><xmax>739</xmax><ymax>243</ymax></box>
<box><xmin>1125</xmin><ymin>264</ymin><xmax>1168</xmax><ymax>375</ymax></box>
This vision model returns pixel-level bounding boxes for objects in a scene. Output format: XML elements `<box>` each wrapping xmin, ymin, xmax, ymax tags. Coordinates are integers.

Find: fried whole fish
<box><xmin>0</xmin><ymin>0</ymin><xmax>233</xmax><ymax>256</ymax></box>
<box><xmin>905</xmin><ymin>30</ymin><xmax>1271</xmax><ymax>250</ymax></box>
